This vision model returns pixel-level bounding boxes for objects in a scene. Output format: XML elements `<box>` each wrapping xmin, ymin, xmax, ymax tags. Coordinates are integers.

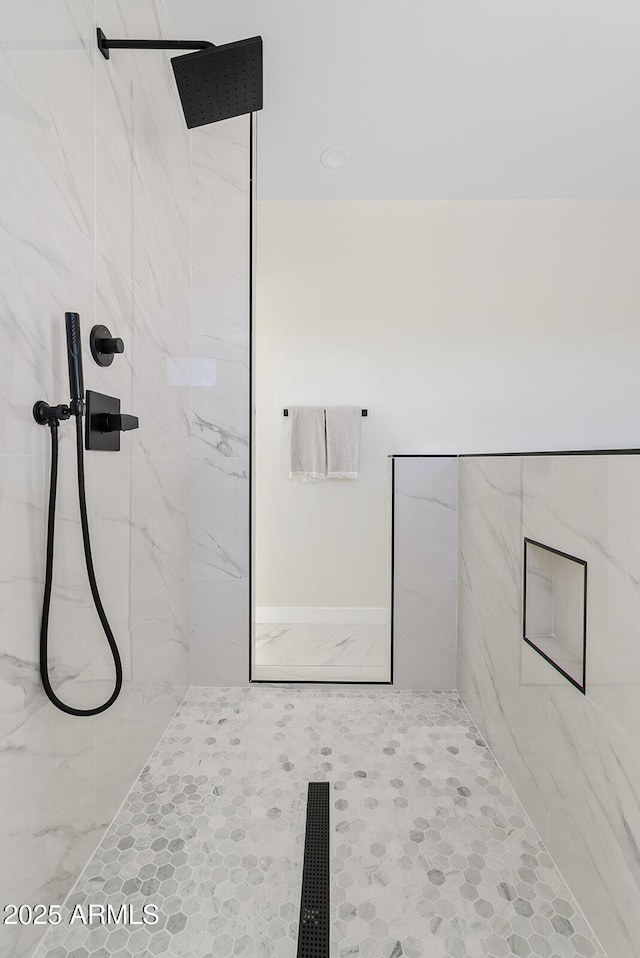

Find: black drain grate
<box><xmin>297</xmin><ymin>782</ymin><xmax>330</xmax><ymax>958</ymax></box>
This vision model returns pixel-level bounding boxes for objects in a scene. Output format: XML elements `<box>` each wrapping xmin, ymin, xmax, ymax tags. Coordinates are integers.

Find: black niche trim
<box><xmin>523</xmin><ymin>537</ymin><xmax>587</xmax><ymax>694</ymax></box>
<box><xmin>297</xmin><ymin>782</ymin><xmax>330</xmax><ymax>958</ymax></box>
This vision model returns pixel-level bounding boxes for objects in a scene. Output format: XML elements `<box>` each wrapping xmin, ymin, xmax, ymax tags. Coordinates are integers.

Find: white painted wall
<box><xmin>255</xmin><ymin>198</ymin><xmax>640</xmax><ymax>609</ymax></box>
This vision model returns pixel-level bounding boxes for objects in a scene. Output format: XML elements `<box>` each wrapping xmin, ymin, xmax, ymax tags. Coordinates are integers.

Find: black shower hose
<box><xmin>39</xmin><ymin>414</ymin><xmax>123</xmax><ymax>715</ymax></box>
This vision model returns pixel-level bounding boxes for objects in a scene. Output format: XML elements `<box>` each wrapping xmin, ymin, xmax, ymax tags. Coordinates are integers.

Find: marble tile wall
<box><xmin>458</xmin><ymin>452</ymin><xmax>640</xmax><ymax>957</ymax></box>
<box><xmin>189</xmin><ymin>117</ymin><xmax>251</xmax><ymax>686</ymax></box>
<box><xmin>393</xmin><ymin>457</ymin><xmax>458</xmax><ymax>689</ymax></box>
<box><xmin>0</xmin><ymin>3</ymin><xmax>191</xmax><ymax>956</ymax></box>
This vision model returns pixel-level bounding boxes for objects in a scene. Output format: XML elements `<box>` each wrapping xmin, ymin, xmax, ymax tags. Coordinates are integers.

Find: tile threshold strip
<box><xmin>297</xmin><ymin>782</ymin><xmax>330</xmax><ymax>958</ymax></box>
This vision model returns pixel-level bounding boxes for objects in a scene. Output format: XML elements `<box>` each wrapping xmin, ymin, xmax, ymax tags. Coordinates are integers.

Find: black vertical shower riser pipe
<box><xmin>36</xmin><ymin>313</ymin><xmax>123</xmax><ymax>716</ymax></box>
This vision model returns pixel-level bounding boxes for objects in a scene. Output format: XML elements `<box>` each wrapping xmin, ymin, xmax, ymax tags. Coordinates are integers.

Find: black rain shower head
<box><xmin>172</xmin><ymin>38</ymin><xmax>262</xmax><ymax>128</ymax></box>
<box><xmin>97</xmin><ymin>28</ymin><xmax>263</xmax><ymax>128</ymax></box>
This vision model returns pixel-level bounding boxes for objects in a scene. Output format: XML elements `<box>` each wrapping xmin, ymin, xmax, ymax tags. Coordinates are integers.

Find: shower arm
<box><xmin>97</xmin><ymin>28</ymin><xmax>214</xmax><ymax>60</ymax></box>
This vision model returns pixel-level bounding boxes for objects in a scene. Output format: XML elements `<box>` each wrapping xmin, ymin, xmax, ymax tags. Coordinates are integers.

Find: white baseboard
<box><xmin>255</xmin><ymin>607</ymin><xmax>388</xmax><ymax>625</ymax></box>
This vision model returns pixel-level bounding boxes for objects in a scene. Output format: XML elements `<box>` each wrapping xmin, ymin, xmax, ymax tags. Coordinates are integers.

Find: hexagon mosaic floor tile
<box><xmin>33</xmin><ymin>688</ymin><xmax>606</xmax><ymax>958</ymax></box>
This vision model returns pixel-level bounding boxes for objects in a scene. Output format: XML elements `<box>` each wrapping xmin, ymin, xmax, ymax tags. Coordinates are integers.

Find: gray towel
<box><xmin>326</xmin><ymin>406</ymin><xmax>361</xmax><ymax>479</ymax></box>
<box><xmin>288</xmin><ymin>406</ymin><xmax>326</xmax><ymax>479</ymax></box>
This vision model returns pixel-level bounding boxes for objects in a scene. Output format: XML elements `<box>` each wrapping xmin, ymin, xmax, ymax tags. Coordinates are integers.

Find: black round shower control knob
<box><xmin>90</xmin><ymin>325</ymin><xmax>125</xmax><ymax>367</ymax></box>
<box><xmin>101</xmin><ymin>337</ymin><xmax>124</xmax><ymax>354</ymax></box>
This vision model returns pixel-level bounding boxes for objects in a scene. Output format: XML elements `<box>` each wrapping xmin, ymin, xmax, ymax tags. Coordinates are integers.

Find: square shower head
<box><xmin>171</xmin><ymin>36</ymin><xmax>263</xmax><ymax>128</ymax></box>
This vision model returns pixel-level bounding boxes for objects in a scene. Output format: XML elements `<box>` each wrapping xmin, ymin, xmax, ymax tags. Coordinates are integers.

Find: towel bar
<box><xmin>283</xmin><ymin>408</ymin><xmax>367</xmax><ymax>417</ymax></box>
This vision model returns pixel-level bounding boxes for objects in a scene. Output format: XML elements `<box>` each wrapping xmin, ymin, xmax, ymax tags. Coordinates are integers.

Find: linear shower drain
<box><xmin>297</xmin><ymin>782</ymin><xmax>330</xmax><ymax>958</ymax></box>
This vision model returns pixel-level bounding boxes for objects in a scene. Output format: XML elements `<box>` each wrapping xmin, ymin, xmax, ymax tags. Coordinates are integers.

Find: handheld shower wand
<box><xmin>65</xmin><ymin>311</ymin><xmax>84</xmax><ymax>414</ymax></box>
<box><xmin>34</xmin><ymin>313</ymin><xmax>123</xmax><ymax>716</ymax></box>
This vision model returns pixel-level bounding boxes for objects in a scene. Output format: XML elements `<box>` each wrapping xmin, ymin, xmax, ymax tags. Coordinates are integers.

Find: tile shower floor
<box><xmin>34</xmin><ymin>688</ymin><xmax>605</xmax><ymax>958</ymax></box>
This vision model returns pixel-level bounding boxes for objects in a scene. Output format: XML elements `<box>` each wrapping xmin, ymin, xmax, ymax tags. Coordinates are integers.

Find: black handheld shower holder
<box><xmin>33</xmin><ymin>401</ymin><xmax>71</xmax><ymax>426</ymax></box>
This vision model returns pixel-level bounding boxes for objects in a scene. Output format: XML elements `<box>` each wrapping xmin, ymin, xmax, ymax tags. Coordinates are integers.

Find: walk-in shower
<box><xmin>97</xmin><ymin>28</ymin><xmax>263</xmax><ymax>127</ymax></box>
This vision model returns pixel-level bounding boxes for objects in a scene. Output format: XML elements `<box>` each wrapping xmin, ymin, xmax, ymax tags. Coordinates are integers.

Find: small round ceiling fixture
<box><xmin>320</xmin><ymin>147</ymin><xmax>349</xmax><ymax>169</ymax></box>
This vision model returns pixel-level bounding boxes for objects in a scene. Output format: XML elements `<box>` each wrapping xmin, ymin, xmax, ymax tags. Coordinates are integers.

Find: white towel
<box><xmin>325</xmin><ymin>406</ymin><xmax>361</xmax><ymax>479</ymax></box>
<box><xmin>288</xmin><ymin>406</ymin><xmax>327</xmax><ymax>479</ymax></box>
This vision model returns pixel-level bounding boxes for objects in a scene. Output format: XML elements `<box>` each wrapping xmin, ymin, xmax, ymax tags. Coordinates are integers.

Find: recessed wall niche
<box><xmin>523</xmin><ymin>538</ymin><xmax>587</xmax><ymax>693</ymax></box>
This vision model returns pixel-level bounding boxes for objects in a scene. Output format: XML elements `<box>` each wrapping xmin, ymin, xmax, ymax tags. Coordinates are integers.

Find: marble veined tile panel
<box><xmin>549</xmin><ymin>685</ymin><xmax>640</xmax><ymax>958</ymax></box>
<box><xmin>393</xmin><ymin>579</ymin><xmax>457</xmax><ymax>690</ymax></box>
<box><xmin>458</xmin><ymin>456</ymin><xmax>523</xmax><ymax>629</ymax></box>
<box><xmin>0</xmin><ymin>161</ymin><xmax>94</xmax><ymax>456</ymax></box>
<box><xmin>0</xmin><ymin>0</ymin><xmax>95</xmax><ymax>238</ymax></box>
<box><xmin>255</xmin><ymin>623</ymin><xmax>388</xmax><ymax>668</ymax></box>
<box><xmin>189</xmin><ymin>454</ymin><xmax>249</xmax><ymax>581</ymax></box>
<box><xmin>523</xmin><ymin>454</ymin><xmax>640</xmax><ymax>744</ymax></box>
<box><xmin>394</xmin><ymin>458</ymin><xmax>458</xmax><ymax>582</ymax></box>
<box><xmin>190</xmin><ymin>579</ymin><xmax>249</xmax><ymax>687</ymax></box>
<box><xmin>129</xmin><ymin>453</ymin><xmax>189</xmax><ymax>630</ymax></box>
<box><xmin>457</xmin><ymin>582</ymin><xmax>551</xmax><ymax>841</ymax></box>
<box><xmin>192</xmin><ymin>116</ymin><xmax>250</xmax><ymax>216</ymax></box>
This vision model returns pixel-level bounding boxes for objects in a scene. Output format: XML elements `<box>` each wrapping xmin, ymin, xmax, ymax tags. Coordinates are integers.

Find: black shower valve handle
<box><xmin>115</xmin><ymin>413</ymin><xmax>138</xmax><ymax>432</ymax></box>
<box><xmin>93</xmin><ymin>412</ymin><xmax>139</xmax><ymax>434</ymax></box>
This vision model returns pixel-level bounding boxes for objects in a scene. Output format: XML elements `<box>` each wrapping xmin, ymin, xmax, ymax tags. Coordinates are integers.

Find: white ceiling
<box><xmin>167</xmin><ymin>0</ymin><xmax>640</xmax><ymax>200</ymax></box>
